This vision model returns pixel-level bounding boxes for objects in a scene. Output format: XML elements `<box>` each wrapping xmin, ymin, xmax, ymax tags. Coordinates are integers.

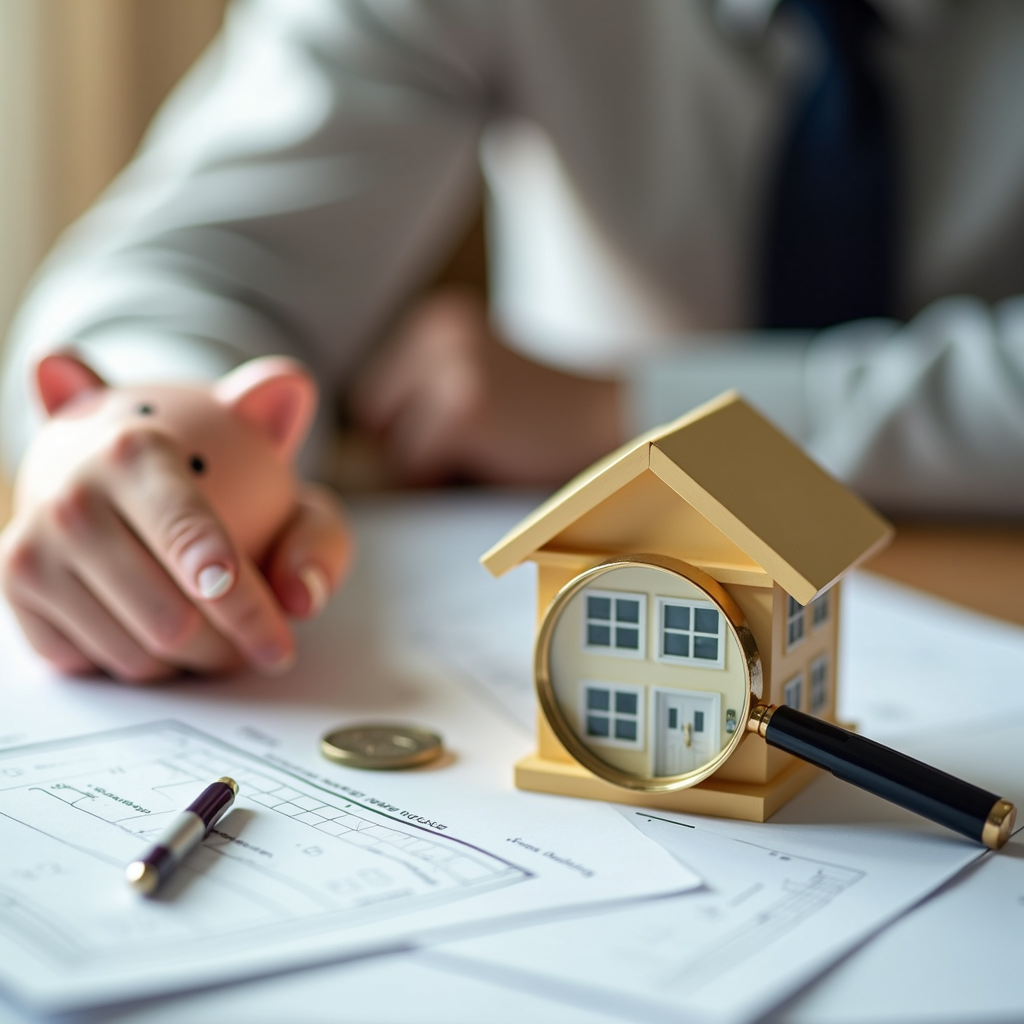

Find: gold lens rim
<box><xmin>534</xmin><ymin>554</ymin><xmax>762</xmax><ymax>793</ymax></box>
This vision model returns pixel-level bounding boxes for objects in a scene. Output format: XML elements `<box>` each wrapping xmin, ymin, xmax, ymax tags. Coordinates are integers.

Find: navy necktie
<box><xmin>760</xmin><ymin>0</ymin><xmax>896</xmax><ymax>329</ymax></box>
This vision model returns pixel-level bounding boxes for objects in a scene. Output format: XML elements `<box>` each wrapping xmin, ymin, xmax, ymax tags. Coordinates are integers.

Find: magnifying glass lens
<box><xmin>545</xmin><ymin>563</ymin><xmax>750</xmax><ymax>787</ymax></box>
<box><xmin>541</xmin><ymin>561</ymin><xmax>1015</xmax><ymax>849</ymax></box>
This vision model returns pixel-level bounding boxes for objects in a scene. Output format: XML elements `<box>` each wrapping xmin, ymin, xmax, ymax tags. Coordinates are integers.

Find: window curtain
<box><xmin>0</xmin><ymin>0</ymin><xmax>226</xmax><ymax>505</ymax></box>
<box><xmin>0</xmin><ymin>0</ymin><xmax>227</xmax><ymax>362</ymax></box>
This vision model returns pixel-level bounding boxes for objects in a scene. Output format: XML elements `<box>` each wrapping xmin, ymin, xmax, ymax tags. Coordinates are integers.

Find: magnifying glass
<box><xmin>536</xmin><ymin>555</ymin><xmax>1016</xmax><ymax>849</ymax></box>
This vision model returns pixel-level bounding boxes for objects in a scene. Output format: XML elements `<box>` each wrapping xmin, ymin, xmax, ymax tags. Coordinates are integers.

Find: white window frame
<box><xmin>783</xmin><ymin>672</ymin><xmax>804</xmax><ymax>711</ymax></box>
<box><xmin>811</xmin><ymin>591</ymin><xmax>831</xmax><ymax>631</ymax></box>
<box><xmin>654</xmin><ymin>597</ymin><xmax>726</xmax><ymax>670</ymax></box>
<box><xmin>581</xmin><ymin>589</ymin><xmax>647</xmax><ymax>660</ymax></box>
<box><xmin>579</xmin><ymin>680</ymin><xmax>645</xmax><ymax>750</ymax></box>
<box><xmin>810</xmin><ymin>655</ymin><xmax>829</xmax><ymax>714</ymax></box>
<box><xmin>785</xmin><ymin>595</ymin><xmax>806</xmax><ymax>650</ymax></box>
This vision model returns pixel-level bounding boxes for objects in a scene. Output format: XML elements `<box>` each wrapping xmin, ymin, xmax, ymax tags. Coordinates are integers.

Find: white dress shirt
<box><xmin>5</xmin><ymin>0</ymin><xmax>1024</xmax><ymax>513</ymax></box>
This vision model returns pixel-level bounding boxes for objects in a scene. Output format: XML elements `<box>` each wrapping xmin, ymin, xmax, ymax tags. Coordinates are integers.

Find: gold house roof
<box><xmin>481</xmin><ymin>391</ymin><xmax>893</xmax><ymax>604</ymax></box>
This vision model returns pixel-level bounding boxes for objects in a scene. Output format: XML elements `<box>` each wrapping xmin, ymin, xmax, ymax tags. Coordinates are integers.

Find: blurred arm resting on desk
<box><xmin>5</xmin><ymin>1</ymin><xmax>1024</xmax><ymax>502</ymax></box>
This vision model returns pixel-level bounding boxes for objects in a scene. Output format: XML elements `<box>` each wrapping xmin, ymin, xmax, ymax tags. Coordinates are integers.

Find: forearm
<box><xmin>626</xmin><ymin>297</ymin><xmax>1024</xmax><ymax>516</ymax></box>
<box><xmin>626</xmin><ymin>332</ymin><xmax>812</xmax><ymax>445</ymax></box>
<box><xmin>1</xmin><ymin>0</ymin><xmax>493</xmax><ymax>477</ymax></box>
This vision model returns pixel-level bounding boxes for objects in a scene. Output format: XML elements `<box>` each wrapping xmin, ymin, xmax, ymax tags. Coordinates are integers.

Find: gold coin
<box><xmin>320</xmin><ymin>724</ymin><xmax>444</xmax><ymax>770</ymax></box>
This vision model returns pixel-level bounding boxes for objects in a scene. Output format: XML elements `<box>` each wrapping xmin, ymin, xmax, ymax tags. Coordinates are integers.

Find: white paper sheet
<box><xmin>778</xmin><ymin>716</ymin><xmax>1024</xmax><ymax>1024</ymax></box>
<box><xmin>838</xmin><ymin>571</ymin><xmax>1024</xmax><ymax>738</ymax></box>
<box><xmin>428</xmin><ymin>773</ymin><xmax>986</xmax><ymax>1024</ymax></box>
<box><xmin>3</xmin><ymin>494</ymin><xmax>1023</xmax><ymax>1024</ymax></box>
<box><xmin>779</xmin><ymin>838</ymin><xmax>1024</xmax><ymax>1024</ymax></box>
<box><xmin>0</xmin><ymin>494</ymin><xmax>698</xmax><ymax>1013</ymax></box>
<box><xmin>419</xmin><ymin>570</ymin><xmax>1024</xmax><ymax>1024</ymax></box>
<box><xmin>0</xmin><ymin>952</ymin><xmax>632</xmax><ymax>1024</ymax></box>
<box><xmin>348</xmin><ymin>492</ymin><xmax>541</xmax><ymax>734</ymax></box>
<box><xmin>0</xmin><ymin>714</ymin><xmax>697</xmax><ymax>1012</ymax></box>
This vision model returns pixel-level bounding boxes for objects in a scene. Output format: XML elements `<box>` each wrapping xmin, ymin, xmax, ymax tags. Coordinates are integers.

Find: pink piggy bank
<box><xmin>20</xmin><ymin>353</ymin><xmax>317</xmax><ymax>563</ymax></box>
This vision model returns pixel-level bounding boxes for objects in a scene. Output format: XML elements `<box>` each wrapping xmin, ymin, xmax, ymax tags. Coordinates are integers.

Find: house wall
<box><xmin>711</xmin><ymin>581</ymin><xmax>841</xmax><ymax>782</ymax></box>
<box><xmin>768</xmin><ymin>581</ymin><xmax>841</xmax><ymax>719</ymax></box>
<box><xmin>536</xmin><ymin>559</ymin><xmax>594</xmax><ymax>763</ymax></box>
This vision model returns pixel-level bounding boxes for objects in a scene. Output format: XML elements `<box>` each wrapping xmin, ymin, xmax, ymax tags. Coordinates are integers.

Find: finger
<box><xmin>19</xmin><ymin>571</ymin><xmax>174</xmax><ymax>683</ymax></box>
<box><xmin>51</xmin><ymin>481</ymin><xmax>238</xmax><ymax>671</ymax></box>
<box><xmin>351</xmin><ymin>334</ymin><xmax>427</xmax><ymax>435</ymax></box>
<box><xmin>352</xmin><ymin>295</ymin><xmax>473</xmax><ymax>434</ymax></box>
<box><xmin>384</xmin><ymin>366</ymin><xmax>481</xmax><ymax>482</ymax></box>
<box><xmin>264</xmin><ymin>486</ymin><xmax>354</xmax><ymax>617</ymax></box>
<box><xmin>0</xmin><ymin>523</ymin><xmax>96</xmax><ymax>675</ymax></box>
<box><xmin>102</xmin><ymin>428</ymin><xmax>295</xmax><ymax>673</ymax></box>
<box><xmin>9</xmin><ymin>604</ymin><xmax>97</xmax><ymax>676</ymax></box>
<box><xmin>384</xmin><ymin>396</ymin><xmax>451</xmax><ymax>481</ymax></box>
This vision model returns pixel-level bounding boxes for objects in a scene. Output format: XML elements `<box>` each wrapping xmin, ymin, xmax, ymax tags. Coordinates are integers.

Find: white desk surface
<box><xmin>1</xmin><ymin>492</ymin><xmax>1022</xmax><ymax>1024</ymax></box>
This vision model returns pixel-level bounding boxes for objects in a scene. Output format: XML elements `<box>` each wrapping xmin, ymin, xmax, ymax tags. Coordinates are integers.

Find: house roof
<box><xmin>480</xmin><ymin>391</ymin><xmax>893</xmax><ymax>604</ymax></box>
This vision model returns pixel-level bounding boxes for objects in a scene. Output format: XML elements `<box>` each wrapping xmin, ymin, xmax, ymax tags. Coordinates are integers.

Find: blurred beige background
<box><xmin>3</xmin><ymin>1</ymin><xmax>1018</xmax><ymax>629</ymax></box>
<box><xmin>0</xmin><ymin>0</ymin><xmax>227</xmax><ymax>515</ymax></box>
<box><xmin>0</xmin><ymin>0</ymin><xmax>484</xmax><ymax>508</ymax></box>
<box><xmin>0</xmin><ymin>0</ymin><xmax>228</xmax><ymax>355</ymax></box>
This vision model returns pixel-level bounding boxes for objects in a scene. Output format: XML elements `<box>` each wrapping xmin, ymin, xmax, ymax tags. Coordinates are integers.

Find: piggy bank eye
<box><xmin>136</xmin><ymin>403</ymin><xmax>155</xmax><ymax>415</ymax></box>
<box><xmin>189</xmin><ymin>455</ymin><xmax>206</xmax><ymax>475</ymax></box>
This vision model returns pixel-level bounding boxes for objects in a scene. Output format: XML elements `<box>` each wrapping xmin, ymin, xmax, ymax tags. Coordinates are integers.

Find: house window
<box><xmin>783</xmin><ymin>673</ymin><xmax>804</xmax><ymax>711</ymax></box>
<box><xmin>581</xmin><ymin>682</ymin><xmax>644</xmax><ymax>749</ymax></box>
<box><xmin>810</xmin><ymin>655</ymin><xmax>829</xmax><ymax>714</ymax></box>
<box><xmin>582</xmin><ymin>590</ymin><xmax>646</xmax><ymax>659</ymax></box>
<box><xmin>811</xmin><ymin>591</ymin><xmax>830</xmax><ymax>630</ymax></box>
<box><xmin>655</xmin><ymin>597</ymin><xmax>726</xmax><ymax>670</ymax></box>
<box><xmin>786</xmin><ymin>595</ymin><xmax>806</xmax><ymax>650</ymax></box>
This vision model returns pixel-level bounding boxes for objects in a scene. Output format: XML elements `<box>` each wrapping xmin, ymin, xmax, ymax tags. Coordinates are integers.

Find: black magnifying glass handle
<box><xmin>748</xmin><ymin>704</ymin><xmax>1017</xmax><ymax>849</ymax></box>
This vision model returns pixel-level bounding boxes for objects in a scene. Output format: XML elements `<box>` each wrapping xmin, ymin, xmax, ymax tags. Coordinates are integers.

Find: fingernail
<box><xmin>255</xmin><ymin>644</ymin><xmax>295</xmax><ymax>676</ymax></box>
<box><xmin>197</xmin><ymin>564</ymin><xmax>234</xmax><ymax>600</ymax></box>
<box><xmin>298</xmin><ymin>565</ymin><xmax>329</xmax><ymax>616</ymax></box>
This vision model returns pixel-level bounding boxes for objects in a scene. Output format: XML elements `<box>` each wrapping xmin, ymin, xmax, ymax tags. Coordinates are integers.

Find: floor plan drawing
<box><xmin>438</xmin><ymin>809</ymin><xmax>867</xmax><ymax>1005</ymax></box>
<box><xmin>0</xmin><ymin>721</ymin><xmax>529</xmax><ymax>1005</ymax></box>
<box><xmin>431</xmin><ymin>795</ymin><xmax>980</xmax><ymax>1024</ymax></box>
<box><xmin>627</xmin><ymin>812</ymin><xmax>865</xmax><ymax>992</ymax></box>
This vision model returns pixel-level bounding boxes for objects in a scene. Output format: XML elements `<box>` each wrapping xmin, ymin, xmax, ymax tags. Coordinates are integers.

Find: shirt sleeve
<box><xmin>1</xmin><ymin>0</ymin><xmax>494</xmax><ymax>475</ymax></box>
<box><xmin>626</xmin><ymin>296</ymin><xmax>1024</xmax><ymax>516</ymax></box>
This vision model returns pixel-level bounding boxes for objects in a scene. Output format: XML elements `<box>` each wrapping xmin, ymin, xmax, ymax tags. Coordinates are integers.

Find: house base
<box><xmin>514</xmin><ymin>752</ymin><xmax>820</xmax><ymax>822</ymax></box>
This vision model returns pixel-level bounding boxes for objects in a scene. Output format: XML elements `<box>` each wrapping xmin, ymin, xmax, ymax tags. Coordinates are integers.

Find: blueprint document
<box><xmin>430</xmin><ymin>766</ymin><xmax>988</xmax><ymax>1024</ymax></box>
<box><xmin>0</xmin><ymin>718</ymin><xmax>697</xmax><ymax>1012</ymax></box>
<box><xmin>2</xmin><ymin>768</ymin><xmax>992</xmax><ymax>1024</ymax></box>
<box><xmin>782</xmin><ymin>716</ymin><xmax>1024</xmax><ymax>1024</ymax></box>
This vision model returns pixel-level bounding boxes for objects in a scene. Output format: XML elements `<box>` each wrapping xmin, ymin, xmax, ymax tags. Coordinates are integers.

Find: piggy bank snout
<box><xmin>165</xmin><ymin>412</ymin><xmax>299</xmax><ymax>562</ymax></box>
<box><xmin>33</xmin><ymin>353</ymin><xmax>315</xmax><ymax>562</ymax></box>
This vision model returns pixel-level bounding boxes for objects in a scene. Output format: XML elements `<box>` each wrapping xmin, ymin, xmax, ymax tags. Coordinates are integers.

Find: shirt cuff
<box><xmin>624</xmin><ymin>333</ymin><xmax>812</xmax><ymax>444</ymax></box>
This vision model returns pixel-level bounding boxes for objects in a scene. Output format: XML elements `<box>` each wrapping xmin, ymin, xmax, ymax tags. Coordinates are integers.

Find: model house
<box><xmin>481</xmin><ymin>391</ymin><xmax>893</xmax><ymax>821</ymax></box>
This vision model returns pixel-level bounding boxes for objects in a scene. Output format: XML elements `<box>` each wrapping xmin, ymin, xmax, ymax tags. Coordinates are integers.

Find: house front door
<box><xmin>653</xmin><ymin>689</ymin><xmax>721</xmax><ymax>776</ymax></box>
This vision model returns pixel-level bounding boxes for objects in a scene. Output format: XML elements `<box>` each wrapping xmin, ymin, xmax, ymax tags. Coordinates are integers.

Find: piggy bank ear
<box><xmin>214</xmin><ymin>356</ymin><xmax>317</xmax><ymax>459</ymax></box>
<box><xmin>36</xmin><ymin>353</ymin><xmax>107</xmax><ymax>416</ymax></box>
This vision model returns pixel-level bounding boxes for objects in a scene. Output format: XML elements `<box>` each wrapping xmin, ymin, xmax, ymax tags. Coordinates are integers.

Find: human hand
<box><xmin>351</xmin><ymin>290</ymin><xmax>625</xmax><ymax>486</ymax></box>
<box><xmin>0</xmin><ymin>354</ymin><xmax>352</xmax><ymax>682</ymax></box>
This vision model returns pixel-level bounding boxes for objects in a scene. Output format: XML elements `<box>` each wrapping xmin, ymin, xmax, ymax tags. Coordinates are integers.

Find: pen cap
<box><xmin>187</xmin><ymin>777</ymin><xmax>238</xmax><ymax>827</ymax></box>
